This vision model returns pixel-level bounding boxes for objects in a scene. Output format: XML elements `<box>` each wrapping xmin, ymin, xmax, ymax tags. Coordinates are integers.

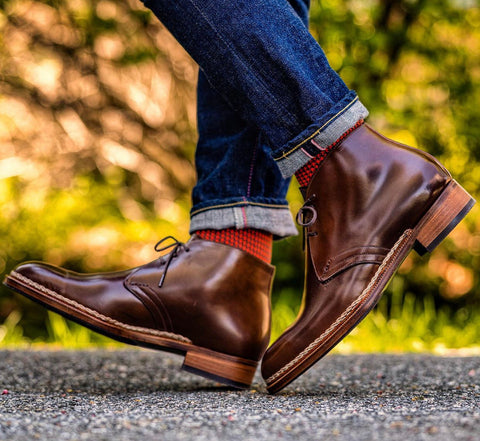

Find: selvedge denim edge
<box><xmin>190</xmin><ymin>203</ymin><xmax>298</xmax><ymax>239</ymax></box>
<box><xmin>273</xmin><ymin>97</ymin><xmax>369</xmax><ymax>178</ymax></box>
<box><xmin>142</xmin><ymin>0</ymin><xmax>360</xmax><ymax>175</ymax></box>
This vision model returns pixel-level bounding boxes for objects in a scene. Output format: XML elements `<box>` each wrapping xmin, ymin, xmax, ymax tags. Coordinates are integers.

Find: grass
<box><xmin>1</xmin><ymin>280</ymin><xmax>479</xmax><ymax>354</ymax></box>
<box><xmin>0</xmin><ymin>311</ymin><xmax>120</xmax><ymax>349</ymax></box>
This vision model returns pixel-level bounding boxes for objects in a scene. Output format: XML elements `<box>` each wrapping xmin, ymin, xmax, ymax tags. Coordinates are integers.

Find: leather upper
<box><xmin>262</xmin><ymin>124</ymin><xmax>451</xmax><ymax>381</ymax></box>
<box><xmin>307</xmin><ymin>125</ymin><xmax>450</xmax><ymax>282</ymax></box>
<box><xmin>14</xmin><ymin>236</ymin><xmax>275</xmax><ymax>361</ymax></box>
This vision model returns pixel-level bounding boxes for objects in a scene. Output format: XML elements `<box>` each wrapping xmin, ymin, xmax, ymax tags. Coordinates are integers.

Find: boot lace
<box><xmin>154</xmin><ymin>236</ymin><xmax>190</xmax><ymax>287</ymax></box>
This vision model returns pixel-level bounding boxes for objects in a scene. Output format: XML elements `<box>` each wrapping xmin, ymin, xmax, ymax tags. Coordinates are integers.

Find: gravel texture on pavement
<box><xmin>0</xmin><ymin>350</ymin><xmax>479</xmax><ymax>441</ymax></box>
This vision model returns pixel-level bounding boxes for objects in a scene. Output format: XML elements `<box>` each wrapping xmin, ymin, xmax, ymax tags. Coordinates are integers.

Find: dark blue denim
<box><xmin>140</xmin><ymin>0</ymin><xmax>369</xmax><ymax>236</ymax></box>
<box><xmin>190</xmin><ymin>0</ymin><xmax>311</xmax><ymax>237</ymax></box>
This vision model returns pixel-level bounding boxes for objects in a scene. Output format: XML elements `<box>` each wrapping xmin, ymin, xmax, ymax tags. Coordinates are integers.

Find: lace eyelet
<box><xmin>296</xmin><ymin>205</ymin><xmax>317</xmax><ymax>227</ymax></box>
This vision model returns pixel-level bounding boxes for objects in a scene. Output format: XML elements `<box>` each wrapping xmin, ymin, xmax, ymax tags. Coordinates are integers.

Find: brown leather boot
<box><xmin>4</xmin><ymin>235</ymin><xmax>274</xmax><ymax>388</ymax></box>
<box><xmin>262</xmin><ymin>124</ymin><xmax>475</xmax><ymax>393</ymax></box>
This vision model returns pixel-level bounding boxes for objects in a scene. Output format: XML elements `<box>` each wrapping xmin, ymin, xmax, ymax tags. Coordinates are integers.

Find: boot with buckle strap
<box><xmin>4</xmin><ymin>235</ymin><xmax>274</xmax><ymax>389</ymax></box>
<box><xmin>261</xmin><ymin>124</ymin><xmax>475</xmax><ymax>393</ymax></box>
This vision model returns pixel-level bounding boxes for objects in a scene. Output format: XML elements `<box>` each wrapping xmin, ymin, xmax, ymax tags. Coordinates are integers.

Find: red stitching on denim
<box><xmin>247</xmin><ymin>144</ymin><xmax>257</xmax><ymax>197</ymax></box>
<box><xmin>241</xmin><ymin>205</ymin><xmax>248</xmax><ymax>227</ymax></box>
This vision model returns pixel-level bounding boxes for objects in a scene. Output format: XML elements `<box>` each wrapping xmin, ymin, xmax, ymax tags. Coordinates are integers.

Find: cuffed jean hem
<box><xmin>273</xmin><ymin>97</ymin><xmax>369</xmax><ymax>178</ymax></box>
<box><xmin>190</xmin><ymin>204</ymin><xmax>298</xmax><ymax>239</ymax></box>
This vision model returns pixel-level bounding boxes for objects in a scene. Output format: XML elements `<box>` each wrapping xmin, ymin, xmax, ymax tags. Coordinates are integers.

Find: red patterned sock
<box><xmin>295</xmin><ymin>120</ymin><xmax>364</xmax><ymax>188</ymax></box>
<box><xmin>195</xmin><ymin>228</ymin><xmax>273</xmax><ymax>263</ymax></box>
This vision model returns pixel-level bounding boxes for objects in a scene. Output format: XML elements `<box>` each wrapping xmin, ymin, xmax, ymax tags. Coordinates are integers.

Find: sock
<box><xmin>195</xmin><ymin>228</ymin><xmax>273</xmax><ymax>263</ymax></box>
<box><xmin>295</xmin><ymin>119</ymin><xmax>365</xmax><ymax>188</ymax></box>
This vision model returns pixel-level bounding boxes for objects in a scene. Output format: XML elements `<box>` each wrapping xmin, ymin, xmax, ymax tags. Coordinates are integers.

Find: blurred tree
<box><xmin>0</xmin><ymin>0</ymin><xmax>200</xmax><ymax>336</ymax></box>
<box><xmin>0</xmin><ymin>0</ymin><xmax>479</xmax><ymax>342</ymax></box>
<box><xmin>303</xmin><ymin>0</ymin><xmax>480</xmax><ymax>326</ymax></box>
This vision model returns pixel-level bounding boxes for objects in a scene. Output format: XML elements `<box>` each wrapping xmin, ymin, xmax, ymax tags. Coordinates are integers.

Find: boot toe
<box><xmin>8</xmin><ymin>261</ymin><xmax>69</xmax><ymax>294</ymax></box>
<box><xmin>261</xmin><ymin>343</ymin><xmax>280</xmax><ymax>382</ymax></box>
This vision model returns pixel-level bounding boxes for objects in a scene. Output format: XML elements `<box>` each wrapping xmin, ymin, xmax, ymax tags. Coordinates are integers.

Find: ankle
<box><xmin>195</xmin><ymin>228</ymin><xmax>273</xmax><ymax>263</ymax></box>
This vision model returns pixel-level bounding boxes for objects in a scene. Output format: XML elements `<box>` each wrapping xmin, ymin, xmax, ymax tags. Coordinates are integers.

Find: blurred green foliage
<box><xmin>0</xmin><ymin>0</ymin><xmax>479</xmax><ymax>350</ymax></box>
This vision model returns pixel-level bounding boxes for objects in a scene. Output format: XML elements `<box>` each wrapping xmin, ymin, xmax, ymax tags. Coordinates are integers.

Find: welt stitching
<box><xmin>266</xmin><ymin>229</ymin><xmax>412</xmax><ymax>384</ymax></box>
<box><xmin>10</xmin><ymin>271</ymin><xmax>191</xmax><ymax>344</ymax></box>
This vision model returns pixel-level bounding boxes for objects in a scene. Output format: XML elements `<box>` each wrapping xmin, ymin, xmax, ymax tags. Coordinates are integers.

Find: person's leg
<box><xmin>141</xmin><ymin>0</ymin><xmax>368</xmax><ymax>178</ymax></box>
<box><xmin>191</xmin><ymin>0</ymin><xmax>313</xmax><ymax>255</ymax></box>
<box><xmin>135</xmin><ymin>0</ymin><xmax>473</xmax><ymax>392</ymax></box>
<box><xmin>5</xmin><ymin>0</ymin><xmax>323</xmax><ymax>390</ymax></box>
<box><xmin>5</xmin><ymin>0</ymin><xmax>474</xmax><ymax>393</ymax></box>
<box><xmin>190</xmin><ymin>72</ymin><xmax>294</xmax><ymax>263</ymax></box>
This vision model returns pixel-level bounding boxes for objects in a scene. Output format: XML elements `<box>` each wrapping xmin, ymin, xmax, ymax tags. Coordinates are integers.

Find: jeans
<box><xmin>140</xmin><ymin>0</ymin><xmax>369</xmax><ymax>238</ymax></box>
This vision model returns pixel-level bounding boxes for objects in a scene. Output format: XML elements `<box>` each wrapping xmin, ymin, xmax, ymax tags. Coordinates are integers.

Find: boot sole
<box><xmin>3</xmin><ymin>273</ymin><xmax>258</xmax><ymax>389</ymax></box>
<box><xmin>266</xmin><ymin>179</ymin><xmax>475</xmax><ymax>393</ymax></box>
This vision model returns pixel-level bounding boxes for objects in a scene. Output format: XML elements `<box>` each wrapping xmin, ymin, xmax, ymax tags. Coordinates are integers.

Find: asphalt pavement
<box><xmin>1</xmin><ymin>349</ymin><xmax>479</xmax><ymax>441</ymax></box>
